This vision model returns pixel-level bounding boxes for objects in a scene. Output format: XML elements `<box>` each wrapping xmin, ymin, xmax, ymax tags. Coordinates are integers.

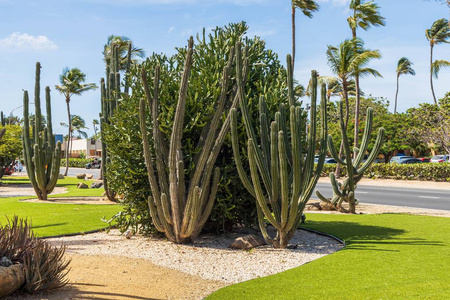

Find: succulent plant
<box><xmin>231</xmin><ymin>55</ymin><xmax>328</xmax><ymax>248</ymax></box>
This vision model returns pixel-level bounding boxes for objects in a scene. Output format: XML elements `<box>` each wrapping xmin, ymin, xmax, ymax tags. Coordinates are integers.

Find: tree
<box><xmin>394</xmin><ymin>57</ymin><xmax>415</xmax><ymax>114</ymax></box>
<box><xmin>425</xmin><ymin>18</ymin><xmax>450</xmax><ymax>104</ymax></box>
<box><xmin>347</xmin><ymin>0</ymin><xmax>385</xmax><ymax>155</ymax></box>
<box><xmin>0</xmin><ymin>125</ymin><xmax>22</xmax><ymax>179</ymax></box>
<box><xmin>291</xmin><ymin>0</ymin><xmax>319</xmax><ymax>68</ymax></box>
<box><xmin>103</xmin><ymin>35</ymin><xmax>145</xmax><ymax>71</ymax></box>
<box><xmin>326</xmin><ymin>39</ymin><xmax>381</xmax><ymax>130</ymax></box>
<box><xmin>55</xmin><ymin>68</ymin><xmax>97</xmax><ymax>176</ymax></box>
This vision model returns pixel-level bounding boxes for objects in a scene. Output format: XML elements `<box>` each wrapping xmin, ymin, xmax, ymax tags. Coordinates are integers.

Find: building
<box><xmin>61</xmin><ymin>138</ymin><xmax>102</xmax><ymax>158</ymax></box>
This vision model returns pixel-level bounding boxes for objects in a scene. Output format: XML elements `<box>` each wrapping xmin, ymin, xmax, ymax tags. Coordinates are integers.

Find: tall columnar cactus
<box><xmin>22</xmin><ymin>62</ymin><xmax>61</xmax><ymax>200</ymax></box>
<box><xmin>316</xmin><ymin>103</ymin><xmax>385</xmax><ymax>213</ymax></box>
<box><xmin>139</xmin><ymin>38</ymin><xmax>245</xmax><ymax>244</ymax></box>
<box><xmin>231</xmin><ymin>56</ymin><xmax>328</xmax><ymax>248</ymax></box>
<box><xmin>100</xmin><ymin>44</ymin><xmax>131</xmax><ymax>201</ymax></box>
<box><xmin>0</xmin><ymin>111</ymin><xmax>5</xmax><ymax>140</ymax></box>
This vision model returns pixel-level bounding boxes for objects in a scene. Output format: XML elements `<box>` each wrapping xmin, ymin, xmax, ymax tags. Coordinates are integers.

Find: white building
<box><xmin>61</xmin><ymin>139</ymin><xmax>102</xmax><ymax>158</ymax></box>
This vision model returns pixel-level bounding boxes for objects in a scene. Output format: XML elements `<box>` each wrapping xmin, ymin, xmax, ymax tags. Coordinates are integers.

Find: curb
<box><xmin>38</xmin><ymin>226</ymin><xmax>114</xmax><ymax>240</ymax></box>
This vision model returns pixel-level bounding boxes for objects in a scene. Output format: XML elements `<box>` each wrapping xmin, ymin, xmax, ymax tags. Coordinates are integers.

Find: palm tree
<box><xmin>55</xmin><ymin>68</ymin><xmax>98</xmax><ymax>176</ymax></box>
<box><xmin>426</xmin><ymin>18</ymin><xmax>450</xmax><ymax>104</ymax></box>
<box><xmin>291</xmin><ymin>0</ymin><xmax>319</xmax><ymax>68</ymax></box>
<box><xmin>103</xmin><ymin>35</ymin><xmax>145</xmax><ymax>71</ymax></box>
<box><xmin>347</xmin><ymin>0</ymin><xmax>385</xmax><ymax>153</ymax></box>
<box><xmin>326</xmin><ymin>39</ymin><xmax>382</xmax><ymax>129</ymax></box>
<box><xmin>394</xmin><ymin>57</ymin><xmax>415</xmax><ymax>114</ymax></box>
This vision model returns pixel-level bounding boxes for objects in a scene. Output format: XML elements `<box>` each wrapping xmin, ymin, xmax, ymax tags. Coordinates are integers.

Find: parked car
<box><xmin>430</xmin><ymin>155</ymin><xmax>449</xmax><ymax>163</ymax></box>
<box><xmin>390</xmin><ymin>156</ymin><xmax>414</xmax><ymax>163</ymax></box>
<box><xmin>397</xmin><ymin>158</ymin><xmax>423</xmax><ymax>164</ymax></box>
<box><xmin>3</xmin><ymin>164</ymin><xmax>15</xmax><ymax>175</ymax></box>
<box><xmin>324</xmin><ymin>157</ymin><xmax>338</xmax><ymax>164</ymax></box>
<box><xmin>86</xmin><ymin>158</ymin><xmax>101</xmax><ymax>169</ymax></box>
<box><xmin>418</xmin><ymin>157</ymin><xmax>430</xmax><ymax>163</ymax></box>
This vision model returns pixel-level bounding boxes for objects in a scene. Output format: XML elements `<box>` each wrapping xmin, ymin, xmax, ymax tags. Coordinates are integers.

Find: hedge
<box><xmin>321</xmin><ymin>163</ymin><xmax>450</xmax><ymax>182</ymax></box>
<box><xmin>60</xmin><ymin>158</ymin><xmax>91</xmax><ymax>168</ymax></box>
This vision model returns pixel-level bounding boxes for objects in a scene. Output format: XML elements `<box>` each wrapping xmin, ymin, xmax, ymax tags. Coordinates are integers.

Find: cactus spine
<box><xmin>22</xmin><ymin>62</ymin><xmax>61</xmax><ymax>200</ymax></box>
<box><xmin>139</xmin><ymin>38</ymin><xmax>245</xmax><ymax>243</ymax></box>
<box><xmin>231</xmin><ymin>55</ymin><xmax>328</xmax><ymax>248</ymax></box>
<box><xmin>316</xmin><ymin>103</ymin><xmax>385</xmax><ymax>213</ymax></box>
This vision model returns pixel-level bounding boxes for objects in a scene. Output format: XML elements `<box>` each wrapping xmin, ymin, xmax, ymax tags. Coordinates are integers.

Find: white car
<box><xmin>430</xmin><ymin>155</ymin><xmax>449</xmax><ymax>163</ymax></box>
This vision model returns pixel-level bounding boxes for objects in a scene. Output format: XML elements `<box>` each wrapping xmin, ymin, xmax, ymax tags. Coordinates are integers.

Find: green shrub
<box><xmin>321</xmin><ymin>162</ymin><xmax>450</xmax><ymax>182</ymax></box>
<box><xmin>105</xmin><ymin>22</ymin><xmax>289</xmax><ymax>234</ymax></box>
<box><xmin>60</xmin><ymin>158</ymin><xmax>90</xmax><ymax>168</ymax></box>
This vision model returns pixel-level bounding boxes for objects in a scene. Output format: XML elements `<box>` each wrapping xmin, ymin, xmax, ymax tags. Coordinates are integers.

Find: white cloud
<box><xmin>168</xmin><ymin>26</ymin><xmax>176</xmax><ymax>33</ymax></box>
<box><xmin>0</xmin><ymin>32</ymin><xmax>58</xmax><ymax>51</ymax></box>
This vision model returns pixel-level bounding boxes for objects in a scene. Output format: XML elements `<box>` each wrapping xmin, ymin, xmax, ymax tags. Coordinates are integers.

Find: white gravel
<box><xmin>47</xmin><ymin>229</ymin><xmax>343</xmax><ymax>284</ymax></box>
<box><xmin>0</xmin><ymin>184</ymin><xmax>66</xmax><ymax>197</ymax></box>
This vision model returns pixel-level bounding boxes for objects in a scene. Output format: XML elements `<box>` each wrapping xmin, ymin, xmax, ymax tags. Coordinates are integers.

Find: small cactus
<box><xmin>316</xmin><ymin>102</ymin><xmax>385</xmax><ymax>213</ymax></box>
<box><xmin>22</xmin><ymin>62</ymin><xmax>61</xmax><ymax>200</ymax></box>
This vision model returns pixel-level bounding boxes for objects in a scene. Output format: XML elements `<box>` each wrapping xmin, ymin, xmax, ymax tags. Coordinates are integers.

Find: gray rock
<box><xmin>76</xmin><ymin>173</ymin><xmax>86</xmax><ymax>179</ymax></box>
<box><xmin>0</xmin><ymin>264</ymin><xmax>25</xmax><ymax>297</ymax></box>
<box><xmin>229</xmin><ymin>234</ymin><xmax>266</xmax><ymax>250</ymax></box>
<box><xmin>77</xmin><ymin>182</ymin><xmax>89</xmax><ymax>189</ymax></box>
<box><xmin>125</xmin><ymin>230</ymin><xmax>132</xmax><ymax>239</ymax></box>
<box><xmin>58</xmin><ymin>174</ymin><xmax>65</xmax><ymax>179</ymax></box>
<box><xmin>91</xmin><ymin>182</ymin><xmax>103</xmax><ymax>189</ymax></box>
<box><xmin>0</xmin><ymin>257</ymin><xmax>12</xmax><ymax>267</ymax></box>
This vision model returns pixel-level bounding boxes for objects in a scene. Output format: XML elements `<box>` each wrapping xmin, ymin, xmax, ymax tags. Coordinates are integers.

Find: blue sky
<box><xmin>0</xmin><ymin>0</ymin><xmax>449</xmax><ymax>136</ymax></box>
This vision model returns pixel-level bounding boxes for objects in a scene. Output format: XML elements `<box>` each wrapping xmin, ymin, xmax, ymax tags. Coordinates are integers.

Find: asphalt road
<box><xmin>17</xmin><ymin>167</ymin><xmax>101</xmax><ymax>179</ymax></box>
<box><xmin>314</xmin><ymin>183</ymin><xmax>450</xmax><ymax>211</ymax></box>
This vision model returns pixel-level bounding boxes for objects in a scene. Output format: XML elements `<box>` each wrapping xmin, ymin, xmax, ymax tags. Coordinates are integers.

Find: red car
<box><xmin>2</xmin><ymin>165</ymin><xmax>14</xmax><ymax>176</ymax></box>
<box><xmin>418</xmin><ymin>158</ymin><xmax>430</xmax><ymax>163</ymax></box>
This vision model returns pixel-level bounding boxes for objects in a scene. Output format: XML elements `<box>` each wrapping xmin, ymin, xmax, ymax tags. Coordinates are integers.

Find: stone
<box><xmin>58</xmin><ymin>174</ymin><xmax>65</xmax><ymax>179</ymax></box>
<box><xmin>86</xmin><ymin>174</ymin><xmax>94</xmax><ymax>180</ymax></box>
<box><xmin>77</xmin><ymin>182</ymin><xmax>89</xmax><ymax>189</ymax></box>
<box><xmin>0</xmin><ymin>256</ymin><xmax>12</xmax><ymax>267</ymax></box>
<box><xmin>229</xmin><ymin>234</ymin><xmax>266</xmax><ymax>250</ymax></box>
<box><xmin>76</xmin><ymin>173</ymin><xmax>86</xmax><ymax>179</ymax></box>
<box><xmin>125</xmin><ymin>230</ymin><xmax>132</xmax><ymax>239</ymax></box>
<box><xmin>319</xmin><ymin>201</ymin><xmax>336</xmax><ymax>211</ymax></box>
<box><xmin>0</xmin><ymin>264</ymin><xmax>25</xmax><ymax>297</ymax></box>
<box><xmin>91</xmin><ymin>182</ymin><xmax>103</xmax><ymax>189</ymax></box>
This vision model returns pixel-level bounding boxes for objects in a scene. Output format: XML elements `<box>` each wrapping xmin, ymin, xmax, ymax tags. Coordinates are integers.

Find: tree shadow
<box><xmin>301</xmin><ymin>220</ymin><xmax>445</xmax><ymax>252</ymax></box>
<box><xmin>32</xmin><ymin>222</ymin><xmax>68</xmax><ymax>229</ymax></box>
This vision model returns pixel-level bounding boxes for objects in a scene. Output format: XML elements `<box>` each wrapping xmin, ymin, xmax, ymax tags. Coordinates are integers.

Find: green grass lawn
<box><xmin>208</xmin><ymin>213</ymin><xmax>450</xmax><ymax>299</ymax></box>
<box><xmin>0</xmin><ymin>177</ymin><xmax>122</xmax><ymax>237</ymax></box>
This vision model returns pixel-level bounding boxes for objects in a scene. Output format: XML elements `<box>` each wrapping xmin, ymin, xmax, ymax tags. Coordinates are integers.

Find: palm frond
<box><xmin>432</xmin><ymin>59</ymin><xmax>450</xmax><ymax>78</ymax></box>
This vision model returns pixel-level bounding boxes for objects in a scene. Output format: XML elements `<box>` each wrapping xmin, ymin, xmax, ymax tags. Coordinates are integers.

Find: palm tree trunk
<box><xmin>291</xmin><ymin>5</ymin><xmax>296</xmax><ymax>68</ymax></box>
<box><xmin>394</xmin><ymin>75</ymin><xmax>400</xmax><ymax>114</ymax></box>
<box><xmin>430</xmin><ymin>44</ymin><xmax>438</xmax><ymax>105</ymax></box>
<box><xmin>64</xmin><ymin>98</ymin><xmax>71</xmax><ymax>176</ymax></box>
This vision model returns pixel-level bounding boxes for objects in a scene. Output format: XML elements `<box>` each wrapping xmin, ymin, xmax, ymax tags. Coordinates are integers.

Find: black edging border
<box><xmin>38</xmin><ymin>226</ymin><xmax>113</xmax><ymax>240</ymax></box>
<box><xmin>299</xmin><ymin>226</ymin><xmax>346</xmax><ymax>246</ymax></box>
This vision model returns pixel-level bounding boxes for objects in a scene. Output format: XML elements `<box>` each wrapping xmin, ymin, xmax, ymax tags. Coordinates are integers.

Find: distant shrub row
<box><xmin>60</xmin><ymin>158</ymin><xmax>90</xmax><ymax>168</ymax></box>
<box><xmin>321</xmin><ymin>163</ymin><xmax>450</xmax><ymax>182</ymax></box>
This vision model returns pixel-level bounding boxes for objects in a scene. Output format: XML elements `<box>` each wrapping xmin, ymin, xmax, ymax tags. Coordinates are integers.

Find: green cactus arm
<box><xmin>230</xmin><ymin>109</ymin><xmax>256</xmax><ymax>197</ymax></box>
<box><xmin>45</xmin><ymin>87</ymin><xmax>55</xmax><ymax>150</ymax></box>
<box><xmin>315</xmin><ymin>190</ymin><xmax>331</xmax><ymax>203</ymax></box>
<box><xmin>278</xmin><ymin>131</ymin><xmax>289</xmax><ymax>229</ymax></box>
<box><xmin>141</xmin><ymin>66</ymin><xmax>169</xmax><ymax>197</ymax></box>
<box><xmin>354</xmin><ymin>107</ymin><xmax>374</xmax><ymax>166</ymax></box>
<box><xmin>256</xmin><ymin>204</ymin><xmax>275</xmax><ymax>244</ymax></box>
<box><xmin>235</xmin><ymin>43</ymin><xmax>272</xmax><ymax>194</ymax></box>
<box><xmin>327</xmin><ymin>135</ymin><xmax>346</xmax><ymax>165</ymax></box>
<box><xmin>139</xmin><ymin>98</ymin><xmax>162</xmax><ymax>204</ymax></box>
<box><xmin>330</xmin><ymin>173</ymin><xmax>345</xmax><ymax>198</ymax></box>
<box><xmin>286</xmin><ymin>54</ymin><xmax>295</xmax><ymax>107</ymax></box>
<box><xmin>177</xmin><ymin>159</ymin><xmax>186</xmax><ymax>214</ymax></box>
<box><xmin>147</xmin><ymin>196</ymin><xmax>168</xmax><ymax>233</ymax></box>
<box><xmin>161</xmin><ymin>193</ymin><xmax>173</xmax><ymax>225</ymax></box>
<box><xmin>278</xmin><ymin>104</ymin><xmax>292</xmax><ymax>167</ymax></box>
<box><xmin>248</xmin><ymin>139</ymin><xmax>281</xmax><ymax>230</ymax></box>
<box><xmin>168</xmin><ymin>37</ymin><xmax>194</xmax><ymax>239</ymax></box>
<box><xmin>193</xmin><ymin>167</ymin><xmax>221</xmax><ymax>237</ymax></box>
<box><xmin>33</xmin><ymin>145</ymin><xmax>46</xmax><ymax>192</ymax></box>
<box><xmin>269</xmin><ymin>121</ymin><xmax>280</xmax><ymax>222</ymax></box>
<box><xmin>46</xmin><ymin>142</ymin><xmax>61</xmax><ymax>193</ymax></box>
<box><xmin>181</xmin><ymin>186</ymin><xmax>201</xmax><ymax>239</ymax></box>
<box><xmin>34</xmin><ymin>62</ymin><xmax>42</xmax><ymax>140</ymax></box>
<box><xmin>357</xmin><ymin>128</ymin><xmax>385</xmax><ymax>174</ymax></box>
<box><xmin>290</xmin><ymin>105</ymin><xmax>301</xmax><ymax>207</ymax></box>
<box><xmin>124</xmin><ymin>42</ymin><xmax>132</xmax><ymax>95</ymax></box>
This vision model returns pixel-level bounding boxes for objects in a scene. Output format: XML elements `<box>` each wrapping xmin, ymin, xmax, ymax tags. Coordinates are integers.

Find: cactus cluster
<box><xmin>231</xmin><ymin>55</ymin><xmax>328</xmax><ymax>248</ymax></box>
<box><xmin>22</xmin><ymin>62</ymin><xmax>61</xmax><ymax>200</ymax></box>
<box><xmin>316</xmin><ymin>102</ymin><xmax>385</xmax><ymax>213</ymax></box>
<box><xmin>139</xmin><ymin>38</ymin><xmax>245</xmax><ymax>243</ymax></box>
<box><xmin>100</xmin><ymin>43</ymin><xmax>132</xmax><ymax>201</ymax></box>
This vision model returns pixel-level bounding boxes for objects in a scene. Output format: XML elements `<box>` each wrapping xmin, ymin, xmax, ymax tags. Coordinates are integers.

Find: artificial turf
<box><xmin>207</xmin><ymin>213</ymin><xmax>450</xmax><ymax>299</ymax></box>
<box><xmin>0</xmin><ymin>176</ymin><xmax>122</xmax><ymax>237</ymax></box>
